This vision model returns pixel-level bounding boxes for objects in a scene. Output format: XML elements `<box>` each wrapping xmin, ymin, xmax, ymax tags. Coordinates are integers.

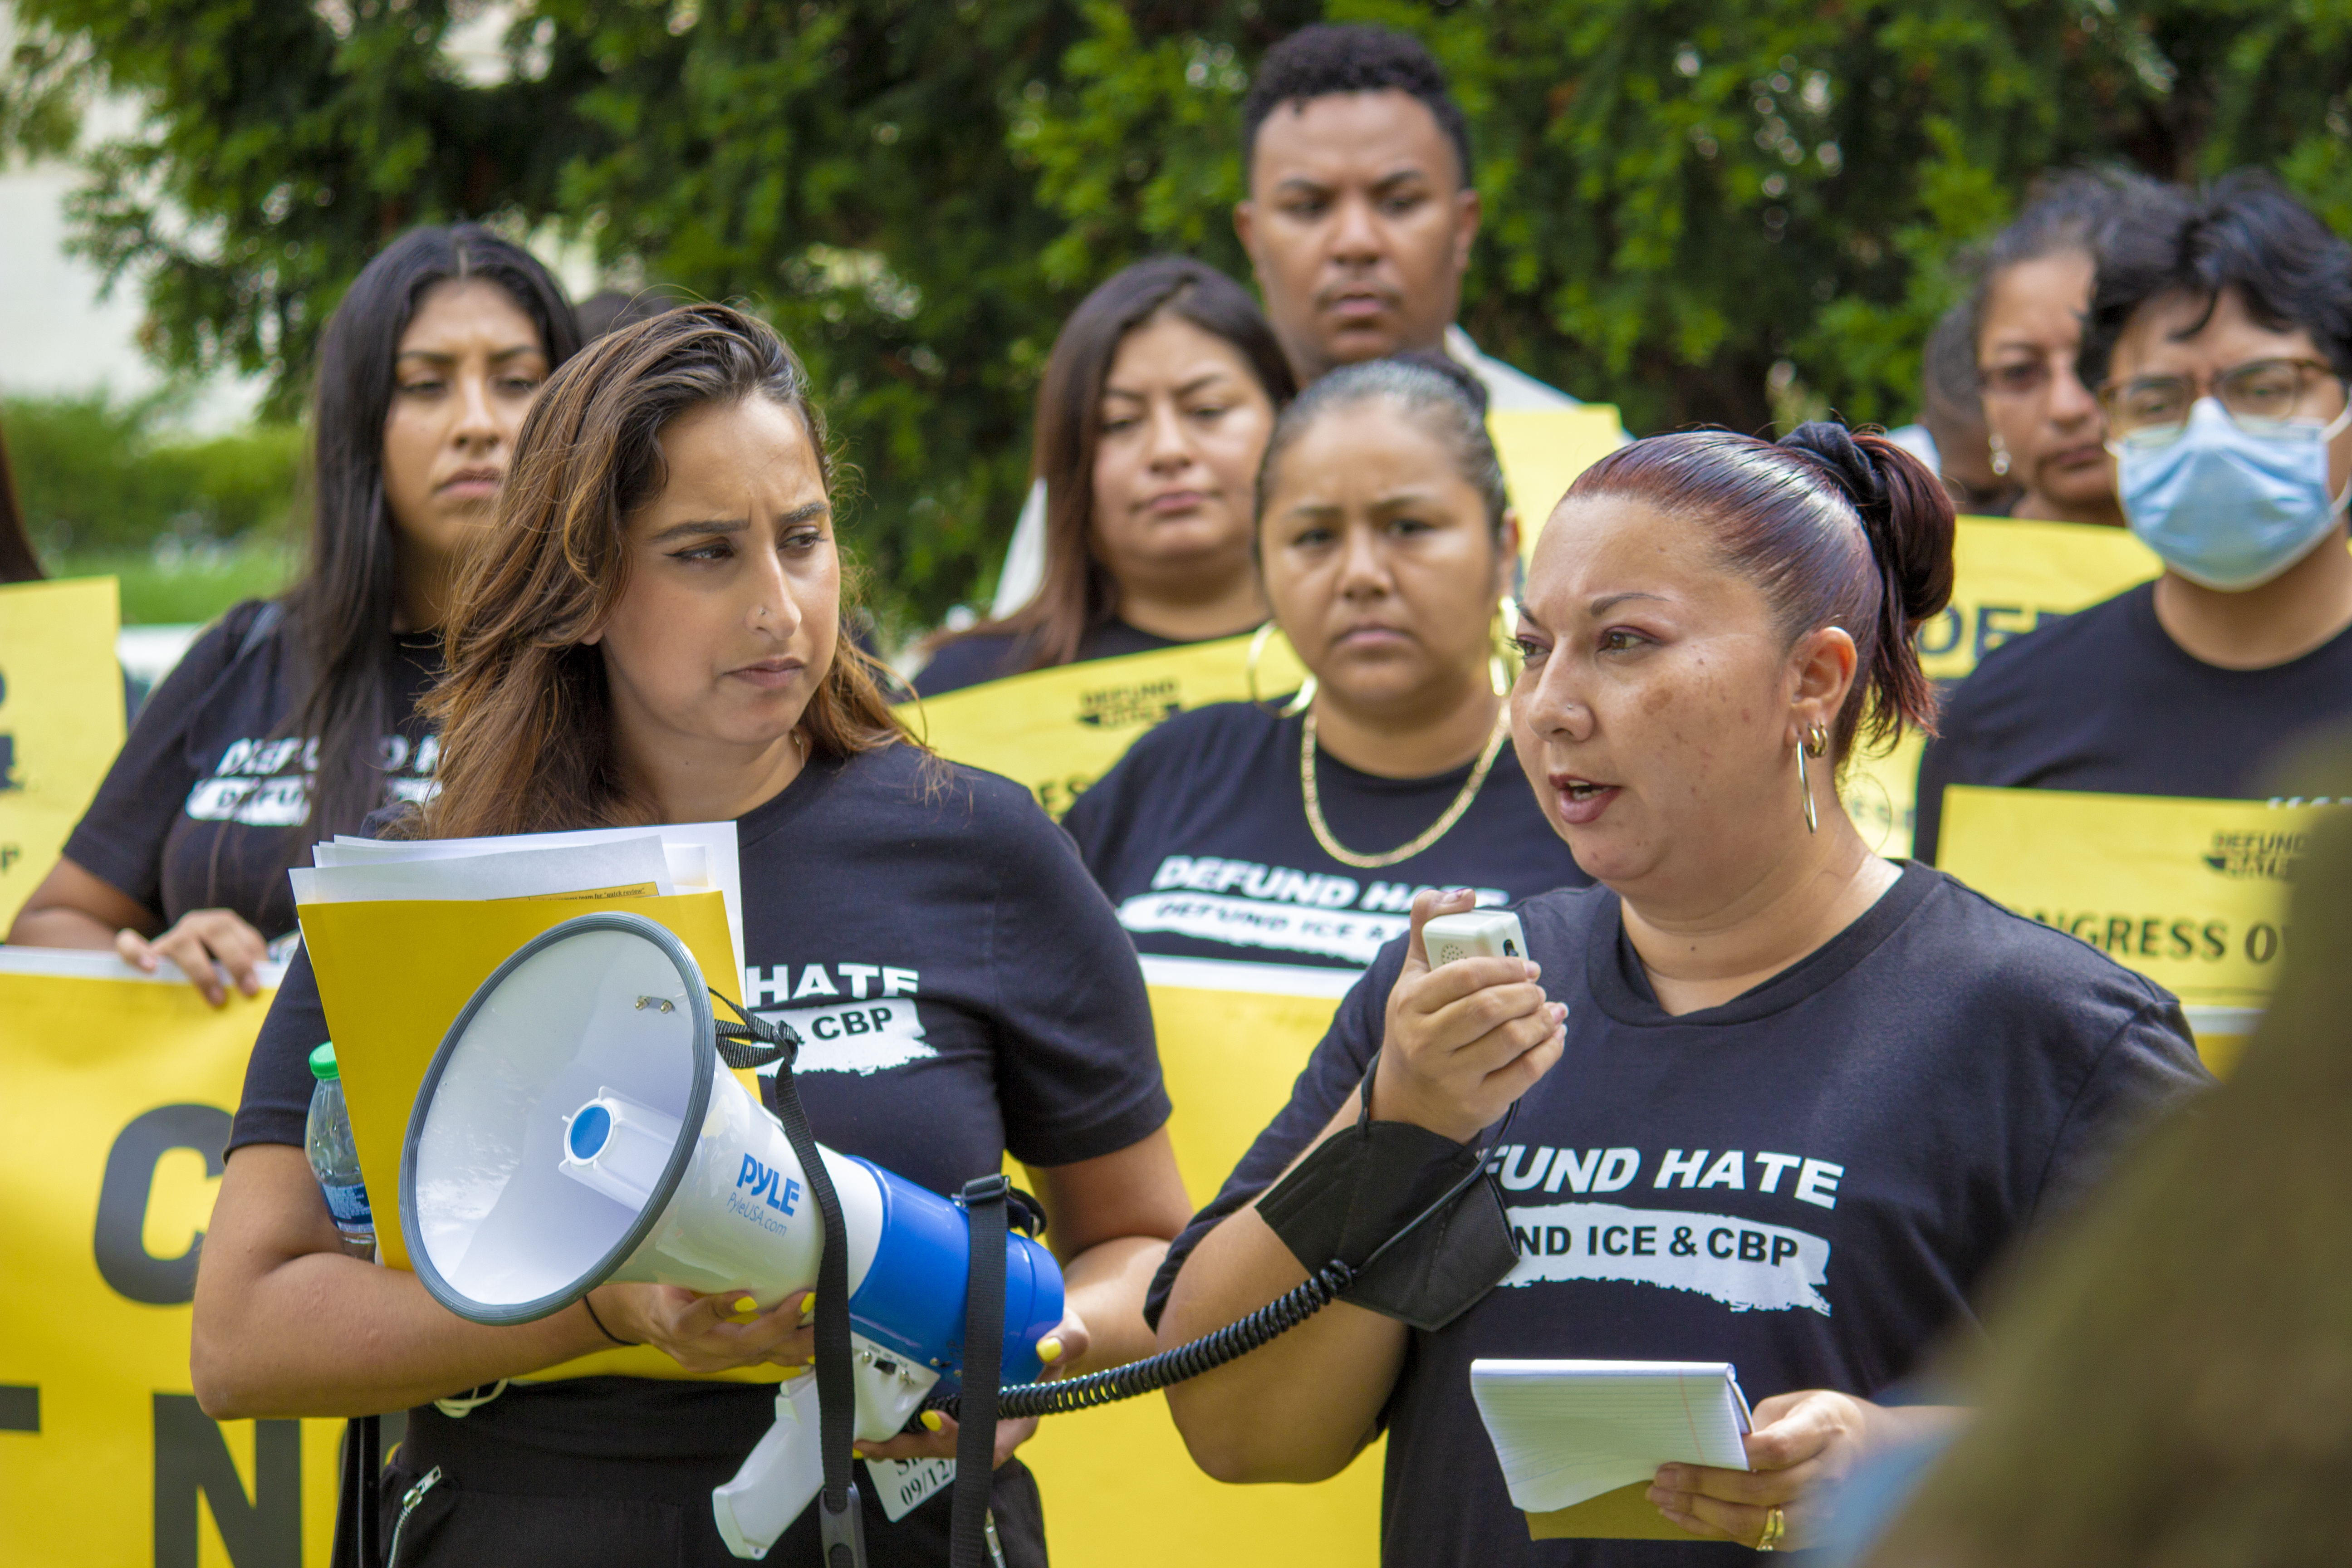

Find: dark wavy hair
<box><xmin>289</xmin><ymin>224</ymin><xmax>582</xmax><ymax>842</ymax></box>
<box><xmin>2081</xmin><ymin>169</ymin><xmax>2352</xmax><ymax>387</ymax></box>
<box><xmin>419</xmin><ymin>304</ymin><xmax>909</xmax><ymax>839</ymax></box>
<box><xmin>1562</xmin><ymin>422</ymin><xmax>1956</xmax><ymax>760</ymax></box>
<box><xmin>928</xmin><ymin>256</ymin><xmax>1294</xmax><ymax>675</ymax></box>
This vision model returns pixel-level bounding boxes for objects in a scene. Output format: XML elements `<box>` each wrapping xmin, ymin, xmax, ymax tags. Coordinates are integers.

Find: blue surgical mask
<box><xmin>2116</xmin><ymin>397</ymin><xmax>2352</xmax><ymax>591</ymax></box>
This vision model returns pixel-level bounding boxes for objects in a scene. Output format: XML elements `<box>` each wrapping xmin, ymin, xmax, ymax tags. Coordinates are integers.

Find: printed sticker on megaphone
<box><xmin>399</xmin><ymin>913</ymin><xmax>1066</xmax><ymax>1559</ymax></box>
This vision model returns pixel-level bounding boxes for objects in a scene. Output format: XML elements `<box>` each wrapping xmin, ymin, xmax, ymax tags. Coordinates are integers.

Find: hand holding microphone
<box><xmin>1375</xmin><ymin>889</ymin><xmax>1567</xmax><ymax>1143</ymax></box>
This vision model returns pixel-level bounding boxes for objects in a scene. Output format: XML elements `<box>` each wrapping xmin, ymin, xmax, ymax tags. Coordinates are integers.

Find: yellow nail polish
<box><xmin>921</xmin><ymin>1411</ymin><xmax>943</xmax><ymax>1432</ymax></box>
<box><xmin>1036</xmin><ymin>1337</ymin><xmax>1063</xmax><ymax>1364</ymax></box>
<box><xmin>800</xmin><ymin>1294</ymin><xmax>817</xmax><ymax>1315</ymax></box>
<box><xmin>734</xmin><ymin>1296</ymin><xmax>758</xmax><ymax>1314</ymax></box>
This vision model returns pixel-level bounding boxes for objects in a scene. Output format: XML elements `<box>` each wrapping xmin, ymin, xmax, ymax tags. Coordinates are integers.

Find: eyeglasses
<box><xmin>2099</xmin><ymin>358</ymin><xmax>2350</xmax><ymax>445</ymax></box>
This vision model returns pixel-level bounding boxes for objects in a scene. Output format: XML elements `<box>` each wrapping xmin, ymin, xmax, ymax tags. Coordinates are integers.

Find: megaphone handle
<box><xmin>950</xmin><ymin>1176</ymin><xmax>1010</xmax><ymax>1568</ymax></box>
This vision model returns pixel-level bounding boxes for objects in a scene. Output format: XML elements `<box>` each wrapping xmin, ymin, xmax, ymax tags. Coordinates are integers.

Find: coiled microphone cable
<box><xmin>931</xmin><ymin>1100</ymin><xmax>1517</xmax><ymax>1422</ymax></box>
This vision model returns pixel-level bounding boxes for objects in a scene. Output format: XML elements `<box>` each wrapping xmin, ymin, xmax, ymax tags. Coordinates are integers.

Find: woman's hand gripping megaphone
<box><xmin>849</xmin><ymin>1304</ymin><xmax>1093</xmax><ymax>1469</ymax></box>
<box><xmin>1375</xmin><ymin>889</ymin><xmax>1568</xmax><ymax>1143</ymax></box>
<box><xmin>585</xmin><ymin>1283</ymin><xmax>822</xmax><ymax>1375</ymax></box>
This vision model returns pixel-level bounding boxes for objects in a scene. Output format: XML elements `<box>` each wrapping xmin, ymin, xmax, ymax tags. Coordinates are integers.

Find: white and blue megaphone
<box><xmin>398</xmin><ymin>912</ymin><xmax>1063</xmax><ymax>1558</ymax></box>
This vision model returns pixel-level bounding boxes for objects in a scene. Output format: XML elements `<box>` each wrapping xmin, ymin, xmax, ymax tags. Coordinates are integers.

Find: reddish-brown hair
<box><xmin>1563</xmin><ymin>421</ymin><xmax>1956</xmax><ymax>759</ymax></box>
<box><xmin>415</xmin><ymin>304</ymin><xmax>908</xmax><ymax>839</ymax></box>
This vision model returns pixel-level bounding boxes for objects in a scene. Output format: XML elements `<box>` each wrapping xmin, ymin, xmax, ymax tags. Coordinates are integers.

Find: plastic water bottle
<box><xmin>305</xmin><ymin>1043</ymin><xmax>376</xmax><ymax>1260</ymax></box>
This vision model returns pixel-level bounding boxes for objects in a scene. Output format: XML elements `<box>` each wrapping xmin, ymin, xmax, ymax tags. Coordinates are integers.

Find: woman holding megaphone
<box><xmin>192</xmin><ymin>305</ymin><xmax>1189</xmax><ymax>1566</ymax></box>
<box><xmin>1151</xmin><ymin>423</ymin><xmax>2209</xmax><ymax>1562</ymax></box>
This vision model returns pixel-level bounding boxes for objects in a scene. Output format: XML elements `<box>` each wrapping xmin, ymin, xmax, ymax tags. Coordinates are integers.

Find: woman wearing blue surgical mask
<box><xmin>1916</xmin><ymin>173</ymin><xmax>2352</xmax><ymax>864</ymax></box>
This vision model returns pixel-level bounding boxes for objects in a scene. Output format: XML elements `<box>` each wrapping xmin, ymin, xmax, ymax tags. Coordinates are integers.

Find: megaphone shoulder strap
<box><xmin>951</xmin><ymin>1175</ymin><xmax>1010</xmax><ymax>1568</ymax></box>
<box><xmin>714</xmin><ymin>993</ymin><xmax>869</xmax><ymax>1568</ymax></box>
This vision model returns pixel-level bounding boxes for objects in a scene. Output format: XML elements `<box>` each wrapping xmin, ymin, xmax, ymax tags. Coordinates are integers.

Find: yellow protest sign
<box><xmin>0</xmin><ymin>950</ymin><xmax>343</xmax><ymax>1566</ymax></box>
<box><xmin>1020</xmin><ymin>955</ymin><xmax>1382</xmax><ymax>1568</ymax></box>
<box><xmin>297</xmin><ymin>889</ymin><xmax>760</xmax><ymax>1384</ymax></box>
<box><xmin>1936</xmin><ymin>786</ymin><xmax>2344</xmax><ymax>1073</ymax></box>
<box><xmin>905</xmin><ymin>632</ymin><xmax>1308</xmax><ymax>819</ymax></box>
<box><xmin>1915</xmin><ymin>516</ymin><xmax>2158</xmax><ymax>683</ymax></box>
<box><xmin>0</xmin><ymin>577</ymin><xmax>125</xmax><ymax>928</ymax></box>
<box><xmin>1828</xmin><ymin>517</ymin><xmax>2160</xmax><ymax>862</ymax></box>
<box><xmin>1488</xmin><ymin>406</ymin><xmax>1629</xmax><ymax>564</ymax></box>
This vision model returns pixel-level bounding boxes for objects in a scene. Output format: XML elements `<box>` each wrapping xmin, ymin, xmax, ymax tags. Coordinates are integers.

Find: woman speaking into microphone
<box><xmin>192</xmin><ymin>305</ymin><xmax>1188</xmax><ymax>1566</ymax></box>
<box><xmin>1151</xmin><ymin>422</ymin><xmax>2207</xmax><ymax>1561</ymax></box>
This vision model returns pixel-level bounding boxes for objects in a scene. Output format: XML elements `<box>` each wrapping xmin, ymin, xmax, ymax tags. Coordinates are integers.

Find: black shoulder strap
<box><xmin>714</xmin><ymin>995</ymin><xmax>867</xmax><ymax>1568</ymax></box>
<box><xmin>329</xmin><ymin>1412</ymin><xmax>382</xmax><ymax>1567</ymax></box>
<box><xmin>950</xmin><ymin>1176</ymin><xmax>1009</xmax><ymax>1568</ymax></box>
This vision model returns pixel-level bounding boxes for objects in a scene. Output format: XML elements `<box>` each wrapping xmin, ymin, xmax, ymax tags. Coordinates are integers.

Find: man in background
<box><xmin>989</xmin><ymin>23</ymin><xmax>1588</xmax><ymax>617</ymax></box>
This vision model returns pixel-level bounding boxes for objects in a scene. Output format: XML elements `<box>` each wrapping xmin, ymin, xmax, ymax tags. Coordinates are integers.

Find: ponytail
<box><xmin>1774</xmin><ymin>421</ymin><xmax>1955</xmax><ymax>753</ymax></box>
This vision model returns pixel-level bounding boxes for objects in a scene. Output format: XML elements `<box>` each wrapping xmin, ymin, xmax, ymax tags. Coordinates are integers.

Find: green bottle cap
<box><xmin>308</xmin><ymin>1043</ymin><xmax>339</xmax><ymax>1081</ymax></box>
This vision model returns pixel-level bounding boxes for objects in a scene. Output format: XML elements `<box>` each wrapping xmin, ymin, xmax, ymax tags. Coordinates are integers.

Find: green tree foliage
<box><xmin>4</xmin><ymin>393</ymin><xmax>304</xmax><ymax>556</ymax></box>
<box><xmin>12</xmin><ymin>0</ymin><xmax>2352</xmax><ymax>617</ymax></box>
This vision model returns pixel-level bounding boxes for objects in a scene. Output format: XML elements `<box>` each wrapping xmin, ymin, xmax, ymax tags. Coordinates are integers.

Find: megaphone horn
<box><xmin>398</xmin><ymin>912</ymin><xmax>1064</xmax><ymax>1558</ymax></box>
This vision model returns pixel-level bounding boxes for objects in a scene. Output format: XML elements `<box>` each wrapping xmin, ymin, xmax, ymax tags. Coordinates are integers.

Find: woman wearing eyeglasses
<box><xmin>1968</xmin><ymin>171</ymin><xmax>2158</xmax><ymax>528</ymax></box>
<box><xmin>1916</xmin><ymin>173</ymin><xmax>2352</xmax><ymax>862</ymax></box>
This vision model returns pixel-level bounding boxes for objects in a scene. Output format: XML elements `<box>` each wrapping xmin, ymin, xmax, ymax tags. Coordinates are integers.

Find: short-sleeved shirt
<box><xmin>911</xmin><ymin>617</ymin><xmax>1183</xmax><ymax>698</ymax></box>
<box><xmin>1063</xmin><ymin>702</ymin><xmax>1588</xmax><ymax>971</ymax></box>
<box><xmin>1149</xmin><ymin>863</ymin><xmax>2207</xmax><ymax>1568</ymax></box>
<box><xmin>1914</xmin><ymin>582</ymin><xmax>2352</xmax><ymax>863</ymax></box>
<box><xmin>61</xmin><ymin>599</ymin><xmax>440</xmax><ymax>940</ymax></box>
<box><xmin>230</xmin><ymin>742</ymin><xmax>1170</xmax><ymax>1566</ymax></box>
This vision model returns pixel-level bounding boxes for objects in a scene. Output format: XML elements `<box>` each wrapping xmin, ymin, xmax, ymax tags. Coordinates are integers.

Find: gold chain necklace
<box><xmin>1300</xmin><ymin>706</ymin><xmax>1509</xmax><ymax>871</ymax></box>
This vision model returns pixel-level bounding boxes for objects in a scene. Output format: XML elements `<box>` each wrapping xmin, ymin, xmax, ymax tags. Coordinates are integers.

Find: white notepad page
<box><xmin>295</xmin><ymin>822</ymin><xmax>747</xmax><ymax>978</ymax></box>
<box><xmin>1469</xmin><ymin>1359</ymin><xmax>1754</xmax><ymax>1514</ymax></box>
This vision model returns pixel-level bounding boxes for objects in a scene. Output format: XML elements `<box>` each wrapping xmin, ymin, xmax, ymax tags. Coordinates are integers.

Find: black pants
<box><xmin>372</xmin><ymin>1380</ymin><xmax>1048</xmax><ymax>1568</ymax></box>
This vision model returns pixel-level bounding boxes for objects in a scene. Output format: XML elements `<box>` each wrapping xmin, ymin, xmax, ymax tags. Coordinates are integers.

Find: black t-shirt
<box><xmin>912</xmin><ymin>617</ymin><xmax>1183</xmax><ymax>697</ymax></box>
<box><xmin>1149</xmin><ymin>863</ymin><xmax>2206</xmax><ymax>1568</ymax></box>
<box><xmin>61</xmin><ymin>599</ymin><xmax>440</xmax><ymax>941</ymax></box>
<box><xmin>1915</xmin><ymin>583</ymin><xmax>2352</xmax><ymax>864</ymax></box>
<box><xmin>1063</xmin><ymin>701</ymin><xmax>1588</xmax><ymax>971</ymax></box>
<box><xmin>229</xmin><ymin>742</ymin><xmax>1171</xmax><ymax>1566</ymax></box>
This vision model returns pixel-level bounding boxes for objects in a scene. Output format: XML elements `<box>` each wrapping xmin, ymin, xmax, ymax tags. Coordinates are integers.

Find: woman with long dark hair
<box><xmin>192</xmin><ymin>305</ymin><xmax>1187</xmax><ymax>1565</ymax></box>
<box><xmin>7</xmin><ymin>225</ymin><xmax>580</xmax><ymax>1001</ymax></box>
<box><xmin>915</xmin><ymin>257</ymin><xmax>1296</xmax><ymax>695</ymax></box>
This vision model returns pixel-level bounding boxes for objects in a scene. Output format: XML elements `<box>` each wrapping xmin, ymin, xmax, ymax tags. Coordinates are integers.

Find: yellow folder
<box><xmin>1525</xmin><ymin>1481</ymin><xmax>1715</xmax><ymax>1540</ymax></box>
<box><xmin>295</xmin><ymin>888</ymin><xmax>769</xmax><ymax>1383</ymax></box>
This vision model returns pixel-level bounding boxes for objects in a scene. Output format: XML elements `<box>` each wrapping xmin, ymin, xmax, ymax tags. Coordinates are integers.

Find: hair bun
<box><xmin>1778</xmin><ymin>420</ymin><xmax>1889</xmax><ymax>526</ymax></box>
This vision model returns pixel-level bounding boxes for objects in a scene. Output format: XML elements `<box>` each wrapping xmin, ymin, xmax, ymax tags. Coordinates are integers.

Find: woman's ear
<box><xmin>1495</xmin><ymin>508</ymin><xmax>1523</xmax><ymax>592</ymax></box>
<box><xmin>1789</xmin><ymin>626</ymin><xmax>1859</xmax><ymax>736</ymax></box>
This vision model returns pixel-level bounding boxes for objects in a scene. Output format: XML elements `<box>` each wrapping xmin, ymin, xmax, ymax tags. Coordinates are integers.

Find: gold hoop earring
<box><xmin>1246</xmin><ymin>620</ymin><xmax>1315</xmax><ymax>717</ymax></box>
<box><xmin>1796</xmin><ymin>722</ymin><xmax>1828</xmax><ymax>834</ymax></box>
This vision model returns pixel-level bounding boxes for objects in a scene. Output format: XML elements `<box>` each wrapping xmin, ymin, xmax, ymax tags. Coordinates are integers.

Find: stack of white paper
<box><xmin>1469</xmin><ymin>1359</ymin><xmax>1754</xmax><ymax>1514</ymax></box>
<box><xmin>284</xmin><ymin>823</ymin><xmax>747</xmax><ymax>980</ymax></box>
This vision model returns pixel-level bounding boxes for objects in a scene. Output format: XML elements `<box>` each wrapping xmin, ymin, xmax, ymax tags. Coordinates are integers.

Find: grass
<box><xmin>55</xmin><ymin>536</ymin><xmax>298</xmax><ymax>627</ymax></box>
